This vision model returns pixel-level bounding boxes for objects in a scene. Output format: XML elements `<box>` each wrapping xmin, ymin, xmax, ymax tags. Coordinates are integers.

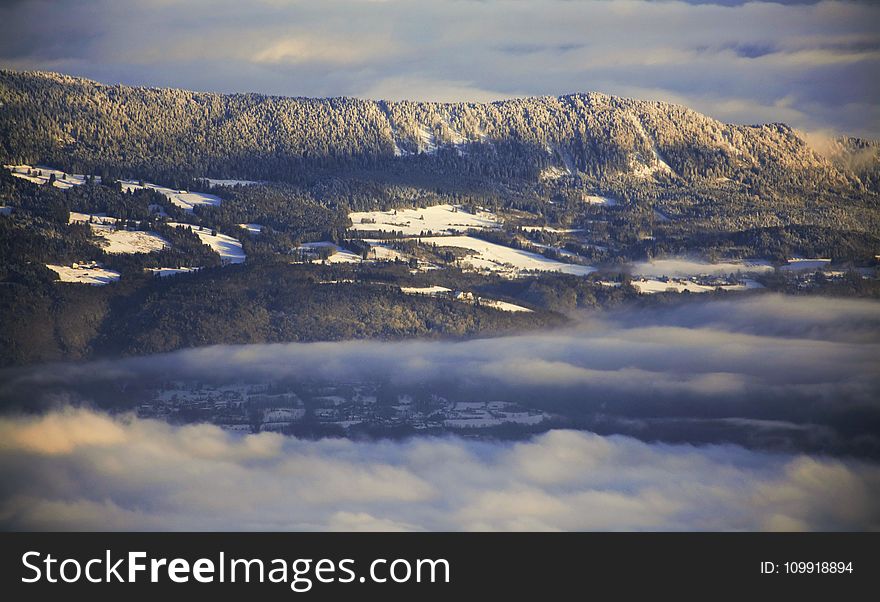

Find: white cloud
<box><xmin>358</xmin><ymin>76</ymin><xmax>516</xmax><ymax>103</ymax></box>
<box><xmin>0</xmin><ymin>0</ymin><xmax>877</xmax><ymax>135</ymax></box>
<box><xmin>1</xmin><ymin>410</ymin><xmax>878</xmax><ymax>531</ymax></box>
<box><xmin>253</xmin><ymin>34</ymin><xmax>397</xmax><ymax>66</ymax></box>
<box><xmin>1</xmin><ymin>295</ymin><xmax>878</xmax><ymax>530</ymax></box>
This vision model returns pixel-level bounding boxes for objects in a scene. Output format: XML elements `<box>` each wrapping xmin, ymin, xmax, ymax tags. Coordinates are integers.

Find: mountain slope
<box><xmin>0</xmin><ymin>70</ymin><xmax>869</xmax><ymax>189</ymax></box>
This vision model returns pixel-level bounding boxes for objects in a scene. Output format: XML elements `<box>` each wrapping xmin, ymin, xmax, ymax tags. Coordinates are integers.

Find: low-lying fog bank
<box><xmin>1</xmin><ymin>408</ymin><xmax>878</xmax><ymax>531</ymax></box>
<box><xmin>1</xmin><ymin>294</ymin><xmax>878</xmax><ymax>456</ymax></box>
<box><xmin>1</xmin><ymin>294</ymin><xmax>878</xmax><ymax>530</ymax></box>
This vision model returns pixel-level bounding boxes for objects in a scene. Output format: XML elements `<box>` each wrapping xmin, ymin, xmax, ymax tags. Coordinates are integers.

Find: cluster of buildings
<box><xmin>135</xmin><ymin>381</ymin><xmax>549</xmax><ymax>434</ymax></box>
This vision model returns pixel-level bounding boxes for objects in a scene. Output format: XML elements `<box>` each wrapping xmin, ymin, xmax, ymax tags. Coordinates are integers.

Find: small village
<box><xmin>135</xmin><ymin>381</ymin><xmax>550</xmax><ymax>435</ymax></box>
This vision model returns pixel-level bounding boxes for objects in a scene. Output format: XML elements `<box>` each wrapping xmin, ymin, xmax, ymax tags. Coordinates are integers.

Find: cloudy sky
<box><xmin>1</xmin><ymin>0</ymin><xmax>878</xmax><ymax>137</ymax></box>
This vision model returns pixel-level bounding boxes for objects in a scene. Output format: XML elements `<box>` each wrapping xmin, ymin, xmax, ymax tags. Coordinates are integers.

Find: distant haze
<box><xmin>0</xmin><ymin>0</ymin><xmax>878</xmax><ymax>138</ymax></box>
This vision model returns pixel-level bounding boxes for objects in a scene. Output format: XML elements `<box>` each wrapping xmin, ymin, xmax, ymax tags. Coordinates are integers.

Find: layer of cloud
<box><xmin>1</xmin><ymin>295</ymin><xmax>878</xmax><ymax>457</ymax></box>
<box><xmin>1</xmin><ymin>294</ymin><xmax>878</xmax><ymax>530</ymax></box>
<box><xmin>1</xmin><ymin>408</ymin><xmax>878</xmax><ymax>531</ymax></box>
<box><xmin>629</xmin><ymin>258</ymin><xmax>776</xmax><ymax>278</ymax></box>
<box><xmin>0</xmin><ymin>1</ymin><xmax>878</xmax><ymax>136</ymax></box>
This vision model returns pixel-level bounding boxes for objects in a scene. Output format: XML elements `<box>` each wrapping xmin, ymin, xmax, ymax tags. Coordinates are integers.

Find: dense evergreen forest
<box><xmin>0</xmin><ymin>261</ymin><xmax>574</xmax><ymax>366</ymax></box>
<box><xmin>2</xmin><ymin>70</ymin><xmax>878</xmax><ymax>238</ymax></box>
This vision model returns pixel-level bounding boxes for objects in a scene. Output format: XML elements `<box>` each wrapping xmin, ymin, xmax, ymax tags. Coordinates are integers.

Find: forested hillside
<box><xmin>3</xmin><ymin>70</ymin><xmax>878</xmax><ymax>237</ymax></box>
<box><xmin>1</xmin><ymin>70</ymin><xmax>878</xmax><ymax>368</ymax></box>
<box><xmin>1</xmin><ymin>70</ymin><xmax>876</xmax><ymax>188</ymax></box>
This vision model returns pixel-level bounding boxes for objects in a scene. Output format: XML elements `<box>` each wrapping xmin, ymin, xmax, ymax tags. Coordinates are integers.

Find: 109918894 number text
<box><xmin>761</xmin><ymin>561</ymin><xmax>853</xmax><ymax>574</ymax></box>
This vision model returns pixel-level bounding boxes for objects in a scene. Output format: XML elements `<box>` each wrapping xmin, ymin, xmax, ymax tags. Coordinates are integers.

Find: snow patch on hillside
<box><xmin>168</xmin><ymin>223</ymin><xmax>245</xmax><ymax>264</ymax></box>
<box><xmin>400</xmin><ymin>285</ymin><xmax>452</xmax><ymax>296</ymax></box>
<box><xmin>443</xmin><ymin>402</ymin><xmax>547</xmax><ymax>428</ymax></box>
<box><xmin>545</xmin><ymin>143</ymin><xmax>577</xmax><ymax>175</ymax></box>
<box><xmin>627</xmin><ymin>115</ymin><xmax>676</xmax><ymax>179</ymax></box>
<box><xmin>779</xmin><ymin>258</ymin><xmax>832</xmax><ymax>272</ymax></box>
<box><xmin>70</xmin><ymin>212</ymin><xmax>168</xmax><ymax>254</ymax></box>
<box><xmin>421</xmin><ymin>235</ymin><xmax>595</xmax><ymax>277</ymax></box>
<box><xmin>632</xmin><ymin>278</ymin><xmax>763</xmax><ymax>295</ymax></box>
<box><xmin>583</xmin><ymin>194</ymin><xmax>617</xmax><ymax>206</ymax></box>
<box><xmin>438</xmin><ymin>117</ymin><xmax>468</xmax><ymax>148</ymax></box>
<box><xmin>298</xmin><ymin>242</ymin><xmax>361</xmax><ymax>264</ymax></box>
<box><xmin>416</xmin><ymin>124</ymin><xmax>437</xmax><ymax>154</ymax></box>
<box><xmin>400</xmin><ymin>285</ymin><xmax>532</xmax><ymax>312</ymax></box>
<box><xmin>120</xmin><ymin>181</ymin><xmax>221</xmax><ymax>213</ymax></box>
<box><xmin>6</xmin><ymin>164</ymin><xmax>98</xmax><ymax>189</ymax></box>
<box><xmin>480</xmin><ymin>299</ymin><xmax>533</xmax><ymax>313</ymax></box>
<box><xmin>46</xmin><ymin>263</ymin><xmax>120</xmax><ymax>285</ymax></box>
<box><xmin>94</xmin><ymin>228</ymin><xmax>168</xmax><ymax>255</ymax></box>
<box><xmin>350</xmin><ymin>204</ymin><xmax>500</xmax><ymax>236</ymax></box>
<box><xmin>68</xmin><ymin>211</ymin><xmax>109</xmax><ymax>225</ymax></box>
<box><xmin>539</xmin><ymin>166</ymin><xmax>568</xmax><ymax>181</ymax></box>
<box><xmin>520</xmin><ymin>226</ymin><xmax>584</xmax><ymax>234</ymax></box>
<box><xmin>238</xmin><ymin>223</ymin><xmax>263</xmax><ymax>235</ymax></box>
<box><xmin>367</xmin><ymin>244</ymin><xmax>407</xmax><ymax>262</ymax></box>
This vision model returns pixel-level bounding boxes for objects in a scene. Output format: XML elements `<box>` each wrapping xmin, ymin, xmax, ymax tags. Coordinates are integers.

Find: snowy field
<box><xmin>69</xmin><ymin>211</ymin><xmax>111</xmax><ymax>225</ymax></box>
<box><xmin>400</xmin><ymin>285</ymin><xmax>452</xmax><ymax>295</ymax></box>
<box><xmin>780</xmin><ymin>258</ymin><xmax>832</xmax><ymax>272</ymax></box>
<box><xmin>93</xmin><ymin>228</ymin><xmax>168</xmax><ymax>255</ymax></box>
<box><xmin>6</xmin><ymin>165</ymin><xmax>245</xmax><ymax>213</ymax></box>
<box><xmin>420</xmin><ymin>235</ymin><xmax>595</xmax><ymax>276</ymax></box>
<box><xmin>46</xmin><ymin>263</ymin><xmax>120</xmax><ymax>285</ymax></box>
<box><xmin>582</xmin><ymin>194</ymin><xmax>617</xmax><ymax>206</ymax></box>
<box><xmin>480</xmin><ymin>299</ymin><xmax>533</xmax><ymax>312</ymax></box>
<box><xmin>631</xmin><ymin>153</ymin><xmax>674</xmax><ymax>179</ymax></box>
<box><xmin>632</xmin><ymin>278</ymin><xmax>763</xmax><ymax>294</ymax></box>
<box><xmin>631</xmin><ymin>257</ymin><xmax>775</xmax><ymax>277</ymax></box>
<box><xmin>444</xmin><ymin>402</ymin><xmax>547</xmax><ymax>428</ymax></box>
<box><xmin>297</xmin><ymin>242</ymin><xmax>362</xmax><ymax>264</ymax></box>
<box><xmin>539</xmin><ymin>166</ymin><xmax>569</xmax><ymax>180</ymax></box>
<box><xmin>400</xmin><ymin>285</ymin><xmax>532</xmax><ymax>312</ymax></box>
<box><xmin>120</xmin><ymin>181</ymin><xmax>221</xmax><ymax>213</ymax></box>
<box><xmin>69</xmin><ymin>212</ymin><xmax>168</xmax><ymax>254</ymax></box>
<box><xmin>238</xmin><ymin>223</ymin><xmax>263</xmax><ymax>235</ymax></box>
<box><xmin>349</xmin><ymin>204</ymin><xmax>500</xmax><ymax>236</ymax></box>
<box><xmin>299</xmin><ymin>242</ymin><xmax>412</xmax><ymax>265</ymax></box>
<box><xmin>520</xmin><ymin>226</ymin><xmax>584</xmax><ymax>234</ymax></box>
<box><xmin>366</xmin><ymin>244</ymin><xmax>408</xmax><ymax>262</ymax></box>
<box><xmin>6</xmin><ymin>164</ymin><xmax>97</xmax><ymax>189</ymax></box>
<box><xmin>168</xmin><ymin>223</ymin><xmax>245</xmax><ymax>264</ymax></box>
